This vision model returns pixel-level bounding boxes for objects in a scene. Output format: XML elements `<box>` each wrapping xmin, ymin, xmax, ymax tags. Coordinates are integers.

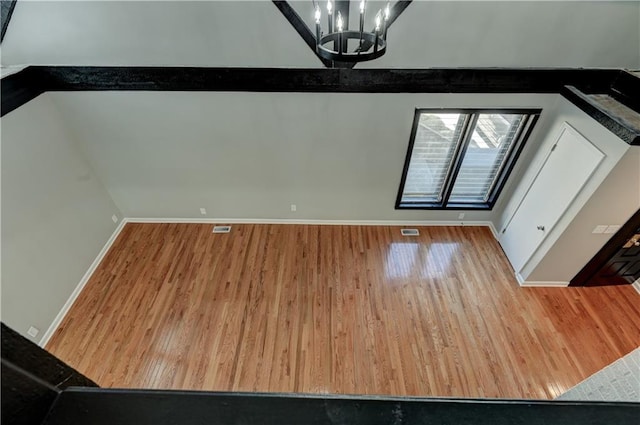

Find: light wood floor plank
<box><xmin>46</xmin><ymin>223</ymin><xmax>640</xmax><ymax>398</ymax></box>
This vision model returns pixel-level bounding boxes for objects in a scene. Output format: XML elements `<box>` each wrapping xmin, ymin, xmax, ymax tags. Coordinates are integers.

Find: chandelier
<box><xmin>314</xmin><ymin>0</ymin><xmax>390</xmax><ymax>62</ymax></box>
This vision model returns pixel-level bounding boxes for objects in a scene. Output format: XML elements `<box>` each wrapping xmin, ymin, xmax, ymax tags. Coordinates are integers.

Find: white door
<box><xmin>500</xmin><ymin>123</ymin><xmax>604</xmax><ymax>273</ymax></box>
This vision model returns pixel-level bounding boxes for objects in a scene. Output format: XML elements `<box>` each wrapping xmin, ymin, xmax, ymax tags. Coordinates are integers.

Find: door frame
<box><xmin>570</xmin><ymin>208</ymin><xmax>640</xmax><ymax>286</ymax></box>
<box><xmin>499</xmin><ymin>123</ymin><xmax>604</xmax><ymax>273</ymax></box>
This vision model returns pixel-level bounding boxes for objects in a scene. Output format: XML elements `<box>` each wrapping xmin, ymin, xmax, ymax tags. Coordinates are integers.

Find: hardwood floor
<box><xmin>46</xmin><ymin>223</ymin><xmax>640</xmax><ymax>399</ymax></box>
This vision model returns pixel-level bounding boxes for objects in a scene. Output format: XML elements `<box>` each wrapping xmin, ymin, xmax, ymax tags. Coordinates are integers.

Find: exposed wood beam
<box><xmin>3</xmin><ymin>67</ymin><xmax>634</xmax><ymax>146</ymax></box>
<box><xmin>0</xmin><ymin>67</ymin><xmax>621</xmax><ymax>115</ymax></box>
<box><xmin>26</xmin><ymin>67</ymin><xmax>618</xmax><ymax>93</ymax></box>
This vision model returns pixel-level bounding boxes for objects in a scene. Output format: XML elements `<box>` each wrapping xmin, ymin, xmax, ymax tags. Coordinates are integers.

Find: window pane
<box><xmin>401</xmin><ymin>113</ymin><xmax>464</xmax><ymax>204</ymax></box>
<box><xmin>449</xmin><ymin>113</ymin><xmax>524</xmax><ymax>204</ymax></box>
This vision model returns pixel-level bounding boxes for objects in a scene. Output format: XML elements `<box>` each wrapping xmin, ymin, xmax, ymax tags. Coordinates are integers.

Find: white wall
<box><xmin>496</xmin><ymin>98</ymin><xmax>632</xmax><ymax>283</ymax></box>
<box><xmin>2</xmin><ymin>1</ymin><xmax>638</xmax><ymax>68</ymax></box>
<box><xmin>49</xmin><ymin>91</ymin><xmax>558</xmax><ymax>222</ymax></box>
<box><xmin>1</xmin><ymin>94</ymin><xmax>122</xmax><ymax>342</ymax></box>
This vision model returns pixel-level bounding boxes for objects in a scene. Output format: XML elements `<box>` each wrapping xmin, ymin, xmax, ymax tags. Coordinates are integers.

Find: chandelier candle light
<box><xmin>314</xmin><ymin>0</ymin><xmax>390</xmax><ymax>62</ymax></box>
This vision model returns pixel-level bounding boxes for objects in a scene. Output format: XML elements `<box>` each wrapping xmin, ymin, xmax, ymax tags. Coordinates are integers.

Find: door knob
<box><xmin>537</xmin><ymin>225</ymin><xmax>545</xmax><ymax>231</ymax></box>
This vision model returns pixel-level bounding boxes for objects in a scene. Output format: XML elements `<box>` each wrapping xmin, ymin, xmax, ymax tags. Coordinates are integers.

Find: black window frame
<box><xmin>395</xmin><ymin>108</ymin><xmax>541</xmax><ymax>210</ymax></box>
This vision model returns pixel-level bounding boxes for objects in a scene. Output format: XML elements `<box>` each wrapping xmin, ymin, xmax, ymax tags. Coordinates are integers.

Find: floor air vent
<box><xmin>401</xmin><ymin>229</ymin><xmax>420</xmax><ymax>236</ymax></box>
<box><xmin>212</xmin><ymin>226</ymin><xmax>231</xmax><ymax>233</ymax></box>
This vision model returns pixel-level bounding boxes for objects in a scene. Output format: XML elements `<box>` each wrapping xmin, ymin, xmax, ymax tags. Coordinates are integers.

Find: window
<box><xmin>396</xmin><ymin>109</ymin><xmax>540</xmax><ymax>209</ymax></box>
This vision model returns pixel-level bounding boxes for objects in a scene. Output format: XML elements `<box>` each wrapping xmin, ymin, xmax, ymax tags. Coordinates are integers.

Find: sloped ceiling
<box><xmin>1</xmin><ymin>0</ymin><xmax>639</xmax><ymax>68</ymax></box>
<box><xmin>1</xmin><ymin>1</ymin><xmax>320</xmax><ymax>67</ymax></box>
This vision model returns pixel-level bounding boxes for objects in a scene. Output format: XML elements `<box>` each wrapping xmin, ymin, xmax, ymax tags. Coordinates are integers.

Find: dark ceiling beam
<box><xmin>0</xmin><ymin>65</ymin><xmax>618</xmax><ymax>112</ymax></box>
<box><xmin>2</xmin><ymin>66</ymin><xmax>637</xmax><ymax>145</ymax></box>
<box><xmin>28</xmin><ymin>66</ymin><xmax>618</xmax><ymax>94</ymax></box>
<box><xmin>1</xmin><ymin>0</ymin><xmax>17</xmax><ymax>42</ymax></box>
<box><xmin>272</xmin><ymin>1</ymin><xmax>332</xmax><ymax>68</ymax></box>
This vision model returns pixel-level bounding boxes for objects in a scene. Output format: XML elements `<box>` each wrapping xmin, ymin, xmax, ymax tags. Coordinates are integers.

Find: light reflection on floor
<box><xmin>422</xmin><ymin>242</ymin><xmax>460</xmax><ymax>279</ymax></box>
<box><xmin>384</xmin><ymin>242</ymin><xmax>419</xmax><ymax>279</ymax></box>
<box><xmin>384</xmin><ymin>241</ymin><xmax>460</xmax><ymax>280</ymax></box>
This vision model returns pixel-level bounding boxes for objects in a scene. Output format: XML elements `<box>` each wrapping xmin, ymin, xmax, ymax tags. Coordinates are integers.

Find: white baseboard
<box><xmin>521</xmin><ymin>278</ymin><xmax>637</xmax><ymax>290</ymax></box>
<box><xmin>515</xmin><ymin>272</ymin><xmax>568</xmax><ymax>287</ymax></box>
<box><xmin>126</xmin><ymin>217</ymin><xmax>497</xmax><ymax>228</ymax></box>
<box><xmin>39</xmin><ymin>219</ymin><xmax>127</xmax><ymax>347</ymax></box>
<box><xmin>519</xmin><ymin>280</ymin><xmax>570</xmax><ymax>287</ymax></box>
<box><xmin>487</xmin><ymin>222</ymin><xmax>499</xmax><ymax>239</ymax></box>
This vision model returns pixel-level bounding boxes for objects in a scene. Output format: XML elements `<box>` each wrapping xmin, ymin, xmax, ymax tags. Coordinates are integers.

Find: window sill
<box><xmin>395</xmin><ymin>202</ymin><xmax>493</xmax><ymax>211</ymax></box>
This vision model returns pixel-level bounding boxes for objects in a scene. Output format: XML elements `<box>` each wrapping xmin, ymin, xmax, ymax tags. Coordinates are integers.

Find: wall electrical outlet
<box><xmin>200</xmin><ymin>208</ymin><xmax>207</xmax><ymax>215</ymax></box>
<box><xmin>111</xmin><ymin>214</ymin><xmax>118</xmax><ymax>223</ymax></box>
<box><xmin>27</xmin><ymin>326</ymin><xmax>40</xmax><ymax>338</ymax></box>
<box><xmin>290</xmin><ymin>204</ymin><xmax>297</xmax><ymax>212</ymax></box>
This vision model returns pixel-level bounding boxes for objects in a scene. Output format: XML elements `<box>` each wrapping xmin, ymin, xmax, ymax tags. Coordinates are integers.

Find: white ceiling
<box><xmin>1</xmin><ymin>1</ymin><xmax>321</xmax><ymax>67</ymax></box>
<box><xmin>2</xmin><ymin>1</ymin><xmax>639</xmax><ymax>68</ymax></box>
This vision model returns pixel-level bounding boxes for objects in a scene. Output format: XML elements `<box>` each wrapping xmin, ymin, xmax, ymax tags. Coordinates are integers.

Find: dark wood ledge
<box><xmin>561</xmin><ymin>85</ymin><xmax>640</xmax><ymax>145</ymax></box>
<box><xmin>42</xmin><ymin>388</ymin><xmax>640</xmax><ymax>425</ymax></box>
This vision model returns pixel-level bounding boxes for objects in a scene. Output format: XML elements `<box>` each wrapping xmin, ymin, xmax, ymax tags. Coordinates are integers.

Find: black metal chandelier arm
<box><xmin>343</xmin><ymin>0</ymin><xmax>413</xmax><ymax>68</ymax></box>
<box><xmin>386</xmin><ymin>0</ymin><xmax>413</xmax><ymax>27</ymax></box>
<box><xmin>272</xmin><ymin>0</ymin><xmax>333</xmax><ymax>67</ymax></box>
